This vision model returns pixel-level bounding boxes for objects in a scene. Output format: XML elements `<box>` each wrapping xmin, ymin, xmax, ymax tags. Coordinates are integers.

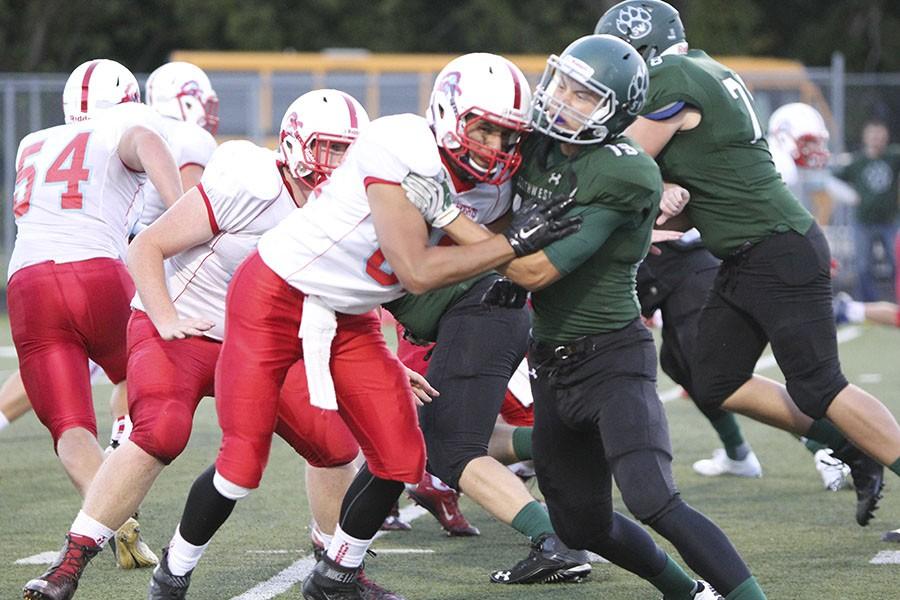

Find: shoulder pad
<box><xmin>362</xmin><ymin>114</ymin><xmax>442</xmax><ymax>178</ymax></box>
<box><xmin>205</xmin><ymin>140</ymin><xmax>282</xmax><ymax>201</ymax></box>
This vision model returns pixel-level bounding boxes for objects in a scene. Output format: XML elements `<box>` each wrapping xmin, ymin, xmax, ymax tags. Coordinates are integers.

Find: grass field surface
<box><xmin>2</xmin><ymin>320</ymin><xmax>899</xmax><ymax>599</ymax></box>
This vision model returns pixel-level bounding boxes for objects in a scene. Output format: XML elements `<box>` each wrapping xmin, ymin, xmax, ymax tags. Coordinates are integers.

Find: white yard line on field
<box><xmin>230</xmin><ymin>504</ymin><xmax>428</xmax><ymax>600</ymax></box>
<box><xmin>869</xmin><ymin>550</ymin><xmax>900</xmax><ymax>564</ymax></box>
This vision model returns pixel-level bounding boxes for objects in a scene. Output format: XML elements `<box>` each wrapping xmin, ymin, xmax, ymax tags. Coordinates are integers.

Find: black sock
<box><xmin>177</xmin><ymin>465</ymin><xmax>237</xmax><ymax>546</ymax></box>
<box><xmin>338</xmin><ymin>464</ymin><xmax>405</xmax><ymax>540</ymax></box>
<box><xmin>649</xmin><ymin>501</ymin><xmax>751</xmax><ymax>596</ymax></box>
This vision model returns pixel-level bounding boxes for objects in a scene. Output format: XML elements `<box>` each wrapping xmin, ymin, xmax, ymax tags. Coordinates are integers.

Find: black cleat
<box><xmin>832</xmin><ymin>443</ymin><xmax>884</xmax><ymax>526</ymax></box>
<box><xmin>489</xmin><ymin>533</ymin><xmax>591</xmax><ymax>584</ymax></box>
<box><xmin>148</xmin><ymin>547</ymin><xmax>192</xmax><ymax>600</ymax></box>
<box><xmin>23</xmin><ymin>534</ymin><xmax>102</xmax><ymax>600</ymax></box>
<box><xmin>302</xmin><ymin>556</ymin><xmax>364</xmax><ymax>600</ymax></box>
<box><xmin>357</xmin><ymin>569</ymin><xmax>407</xmax><ymax>600</ymax></box>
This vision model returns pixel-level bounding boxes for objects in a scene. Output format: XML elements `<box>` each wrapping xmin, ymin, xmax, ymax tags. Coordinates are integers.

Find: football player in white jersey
<box><xmin>14</xmin><ymin>58</ymin><xmax>184</xmax><ymax>600</ymax></box>
<box><xmin>140</xmin><ymin>61</ymin><xmax>219</xmax><ymax>227</ymax></box>
<box><xmin>387</xmin><ymin>53</ymin><xmax>591</xmax><ymax>583</ymax></box>
<box><xmin>150</xmin><ymin>57</ymin><xmax>581</xmax><ymax>600</ymax></box>
<box><xmin>23</xmin><ymin>89</ymin><xmax>377</xmax><ymax>600</ymax></box>
<box><xmin>1</xmin><ymin>61</ymin><xmax>218</xmax><ymax>445</ymax></box>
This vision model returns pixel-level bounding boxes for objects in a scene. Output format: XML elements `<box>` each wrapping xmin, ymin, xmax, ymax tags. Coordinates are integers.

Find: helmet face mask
<box><xmin>278</xmin><ymin>89</ymin><xmax>370</xmax><ymax>189</ymax></box>
<box><xmin>443</xmin><ymin>109</ymin><xmax>527</xmax><ymax>185</ymax></box>
<box><xmin>768</xmin><ymin>102</ymin><xmax>831</xmax><ymax>170</ymax></box>
<box><xmin>174</xmin><ymin>80</ymin><xmax>219</xmax><ymax>134</ymax></box>
<box><xmin>428</xmin><ymin>53</ymin><xmax>532</xmax><ymax>185</ymax></box>
<box><xmin>146</xmin><ymin>62</ymin><xmax>219</xmax><ymax>134</ymax></box>
<box><xmin>531</xmin><ymin>35</ymin><xmax>648</xmax><ymax>145</ymax></box>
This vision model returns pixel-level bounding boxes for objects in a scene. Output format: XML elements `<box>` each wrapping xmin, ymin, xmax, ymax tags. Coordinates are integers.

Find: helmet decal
<box><xmin>625</xmin><ymin>65</ymin><xmax>649</xmax><ymax>116</ymax></box>
<box><xmin>616</xmin><ymin>6</ymin><xmax>653</xmax><ymax>39</ymax></box>
<box><xmin>437</xmin><ymin>71</ymin><xmax>463</xmax><ymax>100</ymax></box>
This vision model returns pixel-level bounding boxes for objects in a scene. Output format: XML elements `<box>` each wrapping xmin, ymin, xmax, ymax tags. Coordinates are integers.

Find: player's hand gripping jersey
<box><xmin>641</xmin><ymin>51</ymin><xmax>813</xmax><ymax>258</ymax></box>
<box><xmin>132</xmin><ymin>140</ymin><xmax>301</xmax><ymax>340</ymax></box>
<box><xmin>10</xmin><ymin>103</ymin><xmax>167</xmax><ymax>278</ymax></box>
<box><xmin>259</xmin><ymin>114</ymin><xmax>443</xmax><ymax>313</ymax></box>
<box><xmin>139</xmin><ymin>117</ymin><xmax>217</xmax><ymax>226</ymax></box>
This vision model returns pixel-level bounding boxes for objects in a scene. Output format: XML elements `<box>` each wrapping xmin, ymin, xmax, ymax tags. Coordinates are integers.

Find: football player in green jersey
<box><xmin>418</xmin><ymin>33</ymin><xmax>767</xmax><ymax>600</ymax></box>
<box><xmin>597</xmin><ymin>0</ymin><xmax>897</xmax><ymax>529</ymax></box>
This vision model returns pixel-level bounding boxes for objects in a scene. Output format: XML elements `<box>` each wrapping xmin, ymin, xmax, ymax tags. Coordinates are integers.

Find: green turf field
<box><xmin>2</xmin><ymin>319</ymin><xmax>899</xmax><ymax>599</ymax></box>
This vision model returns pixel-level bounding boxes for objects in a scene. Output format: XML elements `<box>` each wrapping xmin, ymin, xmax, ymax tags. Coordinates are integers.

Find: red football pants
<box><xmin>8</xmin><ymin>258</ymin><xmax>132</xmax><ymax>448</ymax></box>
<box><xmin>214</xmin><ymin>251</ymin><xmax>425</xmax><ymax>489</ymax></box>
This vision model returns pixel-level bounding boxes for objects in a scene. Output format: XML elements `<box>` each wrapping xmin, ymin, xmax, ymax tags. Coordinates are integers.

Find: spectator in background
<box><xmin>835</xmin><ymin>119</ymin><xmax>900</xmax><ymax>301</ymax></box>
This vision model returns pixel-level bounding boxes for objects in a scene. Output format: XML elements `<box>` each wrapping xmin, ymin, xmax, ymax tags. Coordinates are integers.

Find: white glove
<box><xmin>401</xmin><ymin>172</ymin><xmax>461</xmax><ymax>228</ymax></box>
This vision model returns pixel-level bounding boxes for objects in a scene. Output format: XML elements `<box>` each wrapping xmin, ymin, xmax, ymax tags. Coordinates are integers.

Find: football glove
<box><xmin>480</xmin><ymin>277</ymin><xmax>528</xmax><ymax>309</ymax></box>
<box><xmin>401</xmin><ymin>172</ymin><xmax>461</xmax><ymax>228</ymax></box>
<box><xmin>505</xmin><ymin>192</ymin><xmax>582</xmax><ymax>257</ymax></box>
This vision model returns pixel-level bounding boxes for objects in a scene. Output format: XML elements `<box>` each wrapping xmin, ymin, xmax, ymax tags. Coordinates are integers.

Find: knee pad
<box><xmin>213</xmin><ymin>470</ymin><xmax>251</xmax><ymax>500</ymax></box>
<box><xmin>785</xmin><ymin>362</ymin><xmax>848</xmax><ymax>420</ymax></box>
<box><xmin>130</xmin><ymin>401</ymin><xmax>194</xmax><ymax>464</ymax></box>
<box><xmin>613</xmin><ymin>450</ymin><xmax>679</xmax><ymax>523</ymax></box>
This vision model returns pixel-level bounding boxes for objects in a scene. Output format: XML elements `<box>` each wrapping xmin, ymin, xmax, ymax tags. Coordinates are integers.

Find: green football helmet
<box><xmin>531</xmin><ymin>34</ymin><xmax>648</xmax><ymax>145</ymax></box>
<box><xmin>594</xmin><ymin>0</ymin><xmax>686</xmax><ymax>62</ymax></box>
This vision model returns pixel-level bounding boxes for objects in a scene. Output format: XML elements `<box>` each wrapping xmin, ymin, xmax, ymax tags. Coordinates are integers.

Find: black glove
<box><xmin>505</xmin><ymin>193</ymin><xmax>582</xmax><ymax>257</ymax></box>
<box><xmin>480</xmin><ymin>277</ymin><xmax>528</xmax><ymax>309</ymax></box>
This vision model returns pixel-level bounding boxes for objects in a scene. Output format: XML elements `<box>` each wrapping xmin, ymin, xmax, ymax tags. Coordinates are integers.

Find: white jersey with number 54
<box><xmin>258</xmin><ymin>113</ymin><xmax>442</xmax><ymax>314</ymax></box>
<box><xmin>9</xmin><ymin>103</ymin><xmax>167</xmax><ymax>279</ymax></box>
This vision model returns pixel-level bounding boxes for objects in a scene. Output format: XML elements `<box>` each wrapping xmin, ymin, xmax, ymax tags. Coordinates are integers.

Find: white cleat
<box><xmin>814</xmin><ymin>449</ymin><xmax>852</xmax><ymax>492</ymax></box>
<box><xmin>692</xmin><ymin>580</ymin><xmax>723</xmax><ymax>599</ymax></box>
<box><xmin>692</xmin><ymin>448</ymin><xmax>762</xmax><ymax>478</ymax></box>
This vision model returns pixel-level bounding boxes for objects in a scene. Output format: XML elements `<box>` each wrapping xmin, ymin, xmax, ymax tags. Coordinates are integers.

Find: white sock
<box><xmin>108</xmin><ymin>415</ymin><xmax>133</xmax><ymax>447</ymax></box>
<box><xmin>0</xmin><ymin>412</ymin><xmax>10</xmax><ymax>431</ymax></box>
<box><xmin>326</xmin><ymin>524</ymin><xmax>371</xmax><ymax>568</ymax></box>
<box><xmin>847</xmin><ymin>300</ymin><xmax>866</xmax><ymax>323</ymax></box>
<box><xmin>167</xmin><ymin>526</ymin><xmax>210</xmax><ymax>576</ymax></box>
<box><xmin>70</xmin><ymin>510</ymin><xmax>116</xmax><ymax>547</ymax></box>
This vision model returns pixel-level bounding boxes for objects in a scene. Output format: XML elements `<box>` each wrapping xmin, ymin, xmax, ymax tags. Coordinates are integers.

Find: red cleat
<box><xmin>407</xmin><ymin>473</ymin><xmax>480</xmax><ymax>537</ymax></box>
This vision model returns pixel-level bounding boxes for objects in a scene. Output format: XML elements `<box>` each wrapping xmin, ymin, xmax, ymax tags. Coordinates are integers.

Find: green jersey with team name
<box><xmin>519</xmin><ymin>134</ymin><xmax>662</xmax><ymax>345</ymax></box>
<box><xmin>642</xmin><ymin>50</ymin><xmax>813</xmax><ymax>258</ymax></box>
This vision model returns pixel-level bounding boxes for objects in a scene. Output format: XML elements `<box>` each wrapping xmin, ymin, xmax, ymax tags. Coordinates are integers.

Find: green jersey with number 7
<box><xmin>641</xmin><ymin>50</ymin><xmax>813</xmax><ymax>258</ymax></box>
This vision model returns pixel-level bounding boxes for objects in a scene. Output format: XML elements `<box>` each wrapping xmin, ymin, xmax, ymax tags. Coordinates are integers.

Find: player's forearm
<box><xmin>126</xmin><ymin>235</ymin><xmax>179</xmax><ymax>328</ymax></box>
<box><xmin>441</xmin><ymin>217</ymin><xmax>555</xmax><ymax>290</ymax></box>
<box><xmin>397</xmin><ymin>235</ymin><xmax>515</xmax><ymax>295</ymax></box>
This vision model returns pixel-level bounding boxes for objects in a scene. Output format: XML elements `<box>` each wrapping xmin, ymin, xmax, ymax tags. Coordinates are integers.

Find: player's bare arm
<box><xmin>127</xmin><ymin>187</ymin><xmax>216</xmax><ymax>340</ymax></box>
<box><xmin>369</xmin><ymin>182</ymin><xmax>516</xmax><ymax>295</ymax></box>
<box><xmin>178</xmin><ymin>163</ymin><xmax>205</xmax><ymax>199</ymax></box>
<box><xmin>118</xmin><ymin>125</ymin><xmax>184</xmax><ymax>207</ymax></box>
<box><xmin>625</xmin><ymin>107</ymin><xmax>701</xmax><ymax>158</ymax></box>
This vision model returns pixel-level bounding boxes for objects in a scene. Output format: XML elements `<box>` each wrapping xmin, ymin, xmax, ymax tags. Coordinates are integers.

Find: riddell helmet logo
<box><xmin>438</xmin><ymin>71</ymin><xmax>462</xmax><ymax>99</ymax></box>
<box><xmin>616</xmin><ymin>6</ymin><xmax>653</xmax><ymax>39</ymax></box>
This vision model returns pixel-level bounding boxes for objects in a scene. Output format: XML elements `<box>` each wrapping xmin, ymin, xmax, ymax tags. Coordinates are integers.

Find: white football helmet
<box><xmin>278</xmin><ymin>89</ymin><xmax>369</xmax><ymax>188</ymax></box>
<box><xmin>427</xmin><ymin>53</ymin><xmax>532</xmax><ymax>185</ymax></box>
<box><xmin>146</xmin><ymin>61</ymin><xmax>219</xmax><ymax>134</ymax></box>
<box><xmin>768</xmin><ymin>102</ymin><xmax>830</xmax><ymax>169</ymax></box>
<box><xmin>62</xmin><ymin>59</ymin><xmax>140</xmax><ymax>124</ymax></box>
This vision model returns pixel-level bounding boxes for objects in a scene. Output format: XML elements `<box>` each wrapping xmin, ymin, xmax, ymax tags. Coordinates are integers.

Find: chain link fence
<box><xmin>2</xmin><ymin>53</ymin><xmax>898</xmax><ymax>298</ymax></box>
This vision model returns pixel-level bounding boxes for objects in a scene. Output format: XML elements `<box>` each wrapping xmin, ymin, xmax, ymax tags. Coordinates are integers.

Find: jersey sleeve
<box><xmin>353</xmin><ymin>114</ymin><xmax>442</xmax><ymax>187</ymax></box>
<box><xmin>198</xmin><ymin>140</ymin><xmax>282</xmax><ymax>233</ymax></box>
<box><xmin>542</xmin><ymin>205</ymin><xmax>635</xmax><ymax>275</ymax></box>
<box><xmin>643</xmin><ymin>56</ymin><xmax>705</xmax><ymax>116</ymax></box>
<box><xmin>175</xmin><ymin>124</ymin><xmax>217</xmax><ymax>169</ymax></box>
